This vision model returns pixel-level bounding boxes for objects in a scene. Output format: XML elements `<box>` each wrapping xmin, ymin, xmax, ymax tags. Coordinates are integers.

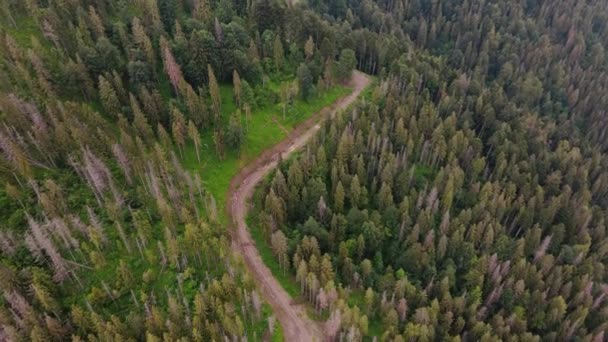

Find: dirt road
<box><xmin>226</xmin><ymin>71</ymin><xmax>371</xmax><ymax>341</ymax></box>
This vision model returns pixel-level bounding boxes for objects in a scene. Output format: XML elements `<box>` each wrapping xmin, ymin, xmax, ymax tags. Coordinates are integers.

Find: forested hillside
<box><xmin>252</xmin><ymin>0</ymin><xmax>608</xmax><ymax>340</ymax></box>
<box><xmin>2</xmin><ymin>0</ymin><xmax>608</xmax><ymax>341</ymax></box>
<box><xmin>0</xmin><ymin>0</ymin><xmax>357</xmax><ymax>340</ymax></box>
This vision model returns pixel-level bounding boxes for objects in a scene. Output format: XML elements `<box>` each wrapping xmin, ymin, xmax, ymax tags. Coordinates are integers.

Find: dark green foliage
<box><xmin>158</xmin><ymin>0</ymin><xmax>177</xmax><ymax>32</ymax></box>
<box><xmin>80</xmin><ymin>38</ymin><xmax>123</xmax><ymax>78</ymax></box>
<box><xmin>225</xmin><ymin>111</ymin><xmax>245</xmax><ymax>149</ymax></box>
<box><xmin>297</xmin><ymin>63</ymin><xmax>313</xmax><ymax>101</ymax></box>
<box><xmin>184</xmin><ymin>29</ymin><xmax>216</xmax><ymax>86</ymax></box>
<box><xmin>252</xmin><ymin>0</ymin><xmax>608</xmax><ymax>337</ymax></box>
<box><xmin>252</xmin><ymin>0</ymin><xmax>285</xmax><ymax>34</ymax></box>
<box><xmin>335</xmin><ymin>49</ymin><xmax>356</xmax><ymax>82</ymax></box>
<box><xmin>127</xmin><ymin>60</ymin><xmax>153</xmax><ymax>90</ymax></box>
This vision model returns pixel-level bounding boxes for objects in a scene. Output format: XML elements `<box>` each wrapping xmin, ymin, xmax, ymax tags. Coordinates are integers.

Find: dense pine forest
<box><xmin>1</xmin><ymin>0</ymin><xmax>608</xmax><ymax>341</ymax></box>
<box><xmin>252</xmin><ymin>0</ymin><xmax>608</xmax><ymax>340</ymax></box>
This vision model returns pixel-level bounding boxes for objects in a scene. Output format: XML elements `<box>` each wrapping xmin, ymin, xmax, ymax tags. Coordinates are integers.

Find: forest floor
<box><xmin>226</xmin><ymin>71</ymin><xmax>371</xmax><ymax>341</ymax></box>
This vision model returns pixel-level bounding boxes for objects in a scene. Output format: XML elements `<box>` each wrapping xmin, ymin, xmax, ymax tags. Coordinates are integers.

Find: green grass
<box><xmin>271</xmin><ymin>323</ymin><xmax>284</xmax><ymax>342</ymax></box>
<box><xmin>182</xmin><ymin>84</ymin><xmax>350</xmax><ymax>206</ymax></box>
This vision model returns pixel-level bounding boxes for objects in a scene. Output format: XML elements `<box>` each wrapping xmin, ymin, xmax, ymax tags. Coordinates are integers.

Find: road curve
<box><xmin>226</xmin><ymin>71</ymin><xmax>371</xmax><ymax>341</ymax></box>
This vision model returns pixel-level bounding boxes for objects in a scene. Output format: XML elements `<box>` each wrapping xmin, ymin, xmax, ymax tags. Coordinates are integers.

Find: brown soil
<box><xmin>226</xmin><ymin>71</ymin><xmax>371</xmax><ymax>341</ymax></box>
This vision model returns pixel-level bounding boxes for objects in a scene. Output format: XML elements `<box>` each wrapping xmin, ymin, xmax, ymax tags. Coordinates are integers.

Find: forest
<box><xmin>252</xmin><ymin>0</ymin><xmax>608</xmax><ymax>340</ymax></box>
<box><xmin>0</xmin><ymin>0</ymin><xmax>355</xmax><ymax>340</ymax></box>
<box><xmin>0</xmin><ymin>0</ymin><xmax>608</xmax><ymax>341</ymax></box>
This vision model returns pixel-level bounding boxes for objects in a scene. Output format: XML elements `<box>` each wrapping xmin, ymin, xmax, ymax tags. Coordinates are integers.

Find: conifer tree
<box><xmin>161</xmin><ymin>40</ymin><xmax>184</xmax><ymax>94</ymax></box>
<box><xmin>130</xmin><ymin>93</ymin><xmax>154</xmax><ymax>142</ymax></box>
<box><xmin>132</xmin><ymin>17</ymin><xmax>155</xmax><ymax>68</ymax></box>
<box><xmin>334</xmin><ymin>181</ymin><xmax>345</xmax><ymax>213</ymax></box>
<box><xmin>305</xmin><ymin>36</ymin><xmax>315</xmax><ymax>61</ymax></box>
<box><xmin>193</xmin><ymin>0</ymin><xmax>211</xmax><ymax>23</ymax></box>
<box><xmin>273</xmin><ymin>35</ymin><xmax>284</xmax><ymax>72</ymax></box>
<box><xmin>248</xmin><ymin>39</ymin><xmax>260</xmax><ymax>64</ymax></box>
<box><xmin>88</xmin><ymin>6</ymin><xmax>105</xmax><ymax>40</ymax></box>
<box><xmin>271</xmin><ymin>230</ymin><xmax>288</xmax><ymax>274</ymax></box>
<box><xmin>208</xmin><ymin>64</ymin><xmax>221</xmax><ymax>125</ymax></box>
<box><xmin>233</xmin><ymin>70</ymin><xmax>242</xmax><ymax>108</ymax></box>
<box><xmin>226</xmin><ymin>110</ymin><xmax>245</xmax><ymax>151</ymax></box>
<box><xmin>297</xmin><ymin>63</ymin><xmax>313</xmax><ymax>101</ymax></box>
<box><xmin>171</xmin><ymin>106</ymin><xmax>186</xmax><ymax>157</ymax></box>
<box><xmin>144</xmin><ymin>0</ymin><xmax>163</xmax><ymax>33</ymax></box>
<box><xmin>98</xmin><ymin>75</ymin><xmax>121</xmax><ymax>117</ymax></box>
<box><xmin>187</xmin><ymin>120</ymin><xmax>201</xmax><ymax>163</ymax></box>
<box><xmin>213</xmin><ymin>128</ymin><xmax>225</xmax><ymax>160</ymax></box>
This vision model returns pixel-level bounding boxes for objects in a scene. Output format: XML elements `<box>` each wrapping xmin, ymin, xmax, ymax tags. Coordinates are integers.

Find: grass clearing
<box><xmin>182</xmin><ymin>84</ymin><xmax>350</xmax><ymax>206</ymax></box>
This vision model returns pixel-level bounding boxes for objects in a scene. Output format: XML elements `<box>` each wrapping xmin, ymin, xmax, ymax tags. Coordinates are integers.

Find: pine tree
<box><xmin>297</xmin><ymin>63</ymin><xmax>313</xmax><ymax>101</ymax></box>
<box><xmin>233</xmin><ymin>70</ymin><xmax>242</xmax><ymax>108</ymax></box>
<box><xmin>336</xmin><ymin>49</ymin><xmax>356</xmax><ymax>82</ymax></box>
<box><xmin>144</xmin><ymin>0</ymin><xmax>163</xmax><ymax>33</ymax></box>
<box><xmin>98</xmin><ymin>75</ymin><xmax>121</xmax><ymax>117</ymax></box>
<box><xmin>0</xmin><ymin>2</ymin><xmax>16</xmax><ymax>28</ymax></box>
<box><xmin>182</xmin><ymin>81</ymin><xmax>208</xmax><ymax>128</ymax></box>
<box><xmin>130</xmin><ymin>93</ymin><xmax>154</xmax><ymax>142</ymax></box>
<box><xmin>364</xmin><ymin>287</ymin><xmax>375</xmax><ymax>316</ymax></box>
<box><xmin>271</xmin><ymin>230</ymin><xmax>288</xmax><ymax>274</ymax></box>
<box><xmin>139</xmin><ymin>86</ymin><xmax>162</xmax><ymax>126</ymax></box>
<box><xmin>171</xmin><ymin>106</ymin><xmax>186</xmax><ymax>157</ymax></box>
<box><xmin>187</xmin><ymin>120</ymin><xmax>202</xmax><ymax>163</ymax></box>
<box><xmin>213</xmin><ymin>128</ymin><xmax>225</xmax><ymax>160</ymax></box>
<box><xmin>31</xmin><ymin>269</ymin><xmax>59</xmax><ymax>314</ymax></box>
<box><xmin>334</xmin><ymin>181</ymin><xmax>345</xmax><ymax>213</ymax></box>
<box><xmin>397</xmin><ymin>298</ymin><xmax>408</xmax><ymax>322</ymax></box>
<box><xmin>132</xmin><ymin>17</ymin><xmax>155</xmax><ymax>68</ymax></box>
<box><xmin>384</xmin><ymin>308</ymin><xmax>398</xmax><ymax>329</ymax></box>
<box><xmin>296</xmin><ymin>260</ymin><xmax>308</xmax><ymax>293</ymax></box>
<box><xmin>279</xmin><ymin>81</ymin><xmax>295</xmax><ymax>119</ymax></box>
<box><xmin>319</xmin><ymin>255</ymin><xmax>334</xmax><ymax>286</ymax></box>
<box><xmin>273</xmin><ymin>35</ymin><xmax>284</xmax><ymax>72</ymax></box>
<box><xmin>243</xmin><ymin>103</ymin><xmax>252</xmax><ymax>132</ymax></box>
<box><xmin>28</xmin><ymin>49</ymin><xmax>55</xmax><ymax>98</ymax></box>
<box><xmin>193</xmin><ymin>0</ymin><xmax>211</xmax><ymax>23</ymax></box>
<box><xmin>305</xmin><ymin>36</ymin><xmax>315</xmax><ymax>61</ymax></box>
<box><xmin>226</xmin><ymin>111</ymin><xmax>245</xmax><ymax>150</ymax></box>
<box><xmin>88</xmin><ymin>6</ymin><xmax>106</xmax><ymax>40</ymax></box>
<box><xmin>265</xmin><ymin>189</ymin><xmax>286</xmax><ymax>229</ymax></box>
<box><xmin>162</xmin><ymin>40</ymin><xmax>184</xmax><ymax>94</ymax></box>
<box><xmin>214</xmin><ymin>17</ymin><xmax>223</xmax><ymax>42</ymax></box>
<box><xmin>248</xmin><ymin>39</ymin><xmax>260</xmax><ymax>64</ymax></box>
<box><xmin>208</xmin><ymin>64</ymin><xmax>221</xmax><ymax>125</ymax></box>
<box><xmin>323</xmin><ymin>58</ymin><xmax>334</xmax><ymax>89</ymax></box>
<box><xmin>377</xmin><ymin>182</ymin><xmax>394</xmax><ymax>209</ymax></box>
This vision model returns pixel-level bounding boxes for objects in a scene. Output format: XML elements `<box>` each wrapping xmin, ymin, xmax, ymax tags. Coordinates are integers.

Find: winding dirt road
<box><xmin>226</xmin><ymin>71</ymin><xmax>371</xmax><ymax>341</ymax></box>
